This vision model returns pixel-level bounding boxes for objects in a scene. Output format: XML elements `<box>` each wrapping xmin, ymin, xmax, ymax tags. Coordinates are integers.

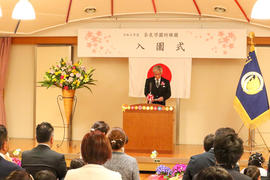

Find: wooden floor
<box><xmin>9</xmin><ymin>138</ymin><xmax>270</xmax><ymax>179</ymax></box>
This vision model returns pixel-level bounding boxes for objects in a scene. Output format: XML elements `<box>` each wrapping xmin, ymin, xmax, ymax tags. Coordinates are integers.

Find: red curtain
<box><xmin>0</xmin><ymin>37</ymin><xmax>11</xmax><ymax>126</ymax></box>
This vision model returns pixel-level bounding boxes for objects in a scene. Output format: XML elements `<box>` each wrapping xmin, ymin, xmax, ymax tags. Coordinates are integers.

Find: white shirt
<box><xmin>65</xmin><ymin>164</ymin><xmax>122</xmax><ymax>180</ymax></box>
<box><xmin>155</xmin><ymin>78</ymin><xmax>161</xmax><ymax>87</ymax></box>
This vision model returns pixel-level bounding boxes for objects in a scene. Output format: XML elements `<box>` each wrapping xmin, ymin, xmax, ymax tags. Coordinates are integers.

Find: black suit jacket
<box><xmin>183</xmin><ymin>148</ymin><xmax>216</xmax><ymax>180</ymax></box>
<box><xmin>21</xmin><ymin>144</ymin><xmax>67</xmax><ymax>179</ymax></box>
<box><xmin>226</xmin><ymin>168</ymin><xmax>252</xmax><ymax>180</ymax></box>
<box><xmin>0</xmin><ymin>156</ymin><xmax>22</xmax><ymax>180</ymax></box>
<box><xmin>144</xmin><ymin>77</ymin><xmax>171</xmax><ymax>105</ymax></box>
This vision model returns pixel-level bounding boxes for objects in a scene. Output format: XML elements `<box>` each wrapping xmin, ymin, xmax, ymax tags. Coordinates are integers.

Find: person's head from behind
<box><xmin>153</xmin><ymin>65</ymin><xmax>163</xmax><ymax>80</ymax></box>
<box><xmin>244</xmin><ymin>166</ymin><xmax>260</xmax><ymax>180</ymax></box>
<box><xmin>215</xmin><ymin>127</ymin><xmax>236</xmax><ymax>138</ymax></box>
<box><xmin>6</xmin><ymin>170</ymin><xmax>32</xmax><ymax>180</ymax></box>
<box><xmin>248</xmin><ymin>152</ymin><xmax>265</xmax><ymax>168</ymax></box>
<box><xmin>203</xmin><ymin>134</ymin><xmax>215</xmax><ymax>152</ymax></box>
<box><xmin>195</xmin><ymin>166</ymin><xmax>233</xmax><ymax>180</ymax></box>
<box><xmin>35</xmin><ymin>170</ymin><xmax>56</xmax><ymax>180</ymax></box>
<box><xmin>91</xmin><ymin>121</ymin><xmax>110</xmax><ymax>135</ymax></box>
<box><xmin>0</xmin><ymin>125</ymin><xmax>8</xmax><ymax>154</ymax></box>
<box><xmin>108</xmin><ymin>127</ymin><xmax>127</xmax><ymax>151</ymax></box>
<box><xmin>214</xmin><ymin>133</ymin><xmax>243</xmax><ymax>169</ymax></box>
<box><xmin>70</xmin><ymin>158</ymin><xmax>86</xmax><ymax>169</ymax></box>
<box><xmin>81</xmin><ymin>130</ymin><xmax>112</xmax><ymax>165</ymax></box>
<box><xmin>36</xmin><ymin>122</ymin><xmax>54</xmax><ymax>147</ymax></box>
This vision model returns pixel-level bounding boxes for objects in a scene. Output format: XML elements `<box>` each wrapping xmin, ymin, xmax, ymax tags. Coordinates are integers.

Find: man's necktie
<box><xmin>156</xmin><ymin>80</ymin><xmax>160</xmax><ymax>88</ymax></box>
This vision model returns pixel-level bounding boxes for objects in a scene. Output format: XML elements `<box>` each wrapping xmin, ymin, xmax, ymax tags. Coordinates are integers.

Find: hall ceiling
<box><xmin>0</xmin><ymin>0</ymin><xmax>269</xmax><ymax>35</ymax></box>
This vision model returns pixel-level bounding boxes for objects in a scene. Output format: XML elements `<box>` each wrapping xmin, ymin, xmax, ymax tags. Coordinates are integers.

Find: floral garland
<box><xmin>122</xmin><ymin>104</ymin><xmax>174</xmax><ymax>112</ymax></box>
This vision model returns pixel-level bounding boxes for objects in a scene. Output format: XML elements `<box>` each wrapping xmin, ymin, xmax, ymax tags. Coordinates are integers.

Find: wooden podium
<box><xmin>123</xmin><ymin>104</ymin><xmax>174</xmax><ymax>153</ymax></box>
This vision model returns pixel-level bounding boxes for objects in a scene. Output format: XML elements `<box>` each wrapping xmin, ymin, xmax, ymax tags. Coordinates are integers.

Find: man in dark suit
<box><xmin>214</xmin><ymin>133</ymin><xmax>251</xmax><ymax>180</ymax></box>
<box><xmin>0</xmin><ymin>125</ymin><xmax>22</xmax><ymax>180</ymax></box>
<box><xmin>183</xmin><ymin>134</ymin><xmax>215</xmax><ymax>180</ymax></box>
<box><xmin>22</xmin><ymin>122</ymin><xmax>67</xmax><ymax>179</ymax></box>
<box><xmin>144</xmin><ymin>65</ymin><xmax>171</xmax><ymax>105</ymax></box>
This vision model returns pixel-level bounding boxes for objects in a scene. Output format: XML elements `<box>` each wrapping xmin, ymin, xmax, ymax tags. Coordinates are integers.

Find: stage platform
<box><xmin>9</xmin><ymin>138</ymin><xmax>270</xmax><ymax>172</ymax></box>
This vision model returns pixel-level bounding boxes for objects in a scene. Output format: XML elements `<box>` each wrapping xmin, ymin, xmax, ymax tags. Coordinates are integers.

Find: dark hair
<box><xmin>215</xmin><ymin>127</ymin><xmax>236</xmax><ymax>137</ymax></box>
<box><xmin>248</xmin><ymin>152</ymin><xmax>265</xmax><ymax>168</ymax></box>
<box><xmin>6</xmin><ymin>170</ymin><xmax>32</xmax><ymax>180</ymax></box>
<box><xmin>35</xmin><ymin>170</ymin><xmax>57</xmax><ymax>180</ymax></box>
<box><xmin>36</xmin><ymin>122</ymin><xmax>54</xmax><ymax>143</ymax></box>
<box><xmin>0</xmin><ymin>125</ymin><xmax>7</xmax><ymax>149</ymax></box>
<box><xmin>195</xmin><ymin>166</ymin><xmax>233</xmax><ymax>180</ymax></box>
<box><xmin>108</xmin><ymin>127</ymin><xmax>127</xmax><ymax>150</ymax></box>
<box><xmin>214</xmin><ymin>133</ymin><xmax>243</xmax><ymax>169</ymax></box>
<box><xmin>91</xmin><ymin>121</ymin><xmax>110</xmax><ymax>135</ymax></box>
<box><xmin>70</xmin><ymin>158</ymin><xmax>86</xmax><ymax>169</ymax></box>
<box><xmin>203</xmin><ymin>134</ymin><xmax>215</xmax><ymax>152</ymax></box>
<box><xmin>81</xmin><ymin>130</ymin><xmax>112</xmax><ymax>165</ymax></box>
<box><xmin>244</xmin><ymin>166</ymin><xmax>260</xmax><ymax>180</ymax></box>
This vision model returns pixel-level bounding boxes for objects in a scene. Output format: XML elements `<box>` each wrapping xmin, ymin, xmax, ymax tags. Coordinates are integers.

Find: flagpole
<box><xmin>248</xmin><ymin>32</ymin><xmax>255</xmax><ymax>149</ymax></box>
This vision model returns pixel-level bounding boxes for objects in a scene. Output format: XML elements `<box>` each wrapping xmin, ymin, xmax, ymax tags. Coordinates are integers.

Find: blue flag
<box><xmin>234</xmin><ymin>49</ymin><xmax>270</xmax><ymax>129</ymax></box>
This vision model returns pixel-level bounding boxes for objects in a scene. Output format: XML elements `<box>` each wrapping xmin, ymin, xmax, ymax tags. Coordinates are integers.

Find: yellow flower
<box><xmin>60</xmin><ymin>80</ymin><xmax>64</xmax><ymax>84</ymax></box>
<box><xmin>52</xmin><ymin>78</ymin><xmax>56</xmax><ymax>82</ymax></box>
<box><xmin>55</xmin><ymin>71</ymin><xmax>61</xmax><ymax>75</ymax></box>
<box><xmin>74</xmin><ymin>63</ymin><xmax>79</xmax><ymax>67</ymax></box>
<box><xmin>72</xmin><ymin>69</ymin><xmax>77</xmax><ymax>73</ymax></box>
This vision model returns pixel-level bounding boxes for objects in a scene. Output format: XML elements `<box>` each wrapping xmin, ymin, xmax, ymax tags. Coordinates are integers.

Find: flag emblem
<box><xmin>241</xmin><ymin>71</ymin><xmax>264</xmax><ymax>95</ymax></box>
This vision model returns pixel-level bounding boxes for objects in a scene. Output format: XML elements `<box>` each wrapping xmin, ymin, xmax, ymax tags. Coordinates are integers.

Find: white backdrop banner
<box><xmin>78</xmin><ymin>29</ymin><xmax>246</xmax><ymax>58</ymax></box>
<box><xmin>129</xmin><ymin>57</ymin><xmax>192</xmax><ymax>99</ymax></box>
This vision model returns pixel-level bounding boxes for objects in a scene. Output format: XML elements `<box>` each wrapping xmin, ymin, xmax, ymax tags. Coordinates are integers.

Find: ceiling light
<box><xmin>12</xmin><ymin>0</ymin><xmax>36</xmax><ymax>20</ymax></box>
<box><xmin>251</xmin><ymin>0</ymin><xmax>270</xmax><ymax>19</ymax></box>
<box><xmin>214</xmin><ymin>6</ymin><xmax>226</xmax><ymax>13</ymax></box>
<box><xmin>84</xmin><ymin>7</ymin><xmax>96</xmax><ymax>14</ymax></box>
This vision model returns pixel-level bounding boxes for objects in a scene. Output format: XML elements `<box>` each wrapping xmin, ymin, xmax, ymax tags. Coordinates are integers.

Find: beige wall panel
<box><xmin>5</xmin><ymin>45</ymin><xmax>35</xmax><ymax>139</ymax></box>
<box><xmin>179</xmin><ymin>58</ymin><xmax>248</xmax><ymax>144</ymax></box>
<box><xmin>36</xmin><ymin>46</ymin><xmax>72</xmax><ymax>140</ymax></box>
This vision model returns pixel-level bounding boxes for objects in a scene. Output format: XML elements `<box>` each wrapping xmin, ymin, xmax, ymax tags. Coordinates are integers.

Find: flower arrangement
<box><xmin>39</xmin><ymin>58</ymin><xmax>95</xmax><ymax>91</ymax></box>
<box><xmin>150</xmin><ymin>164</ymin><xmax>187</xmax><ymax>180</ymax></box>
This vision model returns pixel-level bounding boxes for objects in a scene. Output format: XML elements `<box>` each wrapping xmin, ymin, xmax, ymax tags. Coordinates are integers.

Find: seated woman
<box><xmin>241</xmin><ymin>152</ymin><xmax>267</xmax><ymax>177</ymax></box>
<box><xmin>104</xmin><ymin>127</ymin><xmax>140</xmax><ymax>180</ymax></box>
<box><xmin>244</xmin><ymin>166</ymin><xmax>260</xmax><ymax>180</ymax></box>
<box><xmin>65</xmin><ymin>130</ymin><xmax>121</xmax><ymax>180</ymax></box>
<box><xmin>90</xmin><ymin>121</ymin><xmax>110</xmax><ymax>135</ymax></box>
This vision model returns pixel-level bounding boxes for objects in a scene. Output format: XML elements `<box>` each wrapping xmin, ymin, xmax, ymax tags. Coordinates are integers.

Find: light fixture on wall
<box><xmin>251</xmin><ymin>0</ymin><xmax>270</xmax><ymax>19</ymax></box>
<box><xmin>12</xmin><ymin>0</ymin><xmax>36</xmax><ymax>20</ymax></box>
<box><xmin>0</xmin><ymin>6</ymin><xmax>2</xmax><ymax>17</ymax></box>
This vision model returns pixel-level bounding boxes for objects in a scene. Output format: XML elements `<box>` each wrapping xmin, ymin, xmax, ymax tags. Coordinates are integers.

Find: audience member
<box><xmin>104</xmin><ymin>127</ymin><xmax>139</xmax><ymax>180</ymax></box>
<box><xmin>21</xmin><ymin>122</ymin><xmax>67</xmax><ymax>179</ymax></box>
<box><xmin>0</xmin><ymin>125</ymin><xmax>22</xmax><ymax>180</ymax></box>
<box><xmin>65</xmin><ymin>130</ymin><xmax>121</xmax><ymax>180</ymax></box>
<box><xmin>5</xmin><ymin>170</ymin><xmax>32</xmax><ymax>180</ymax></box>
<box><xmin>244</xmin><ymin>166</ymin><xmax>261</xmax><ymax>180</ymax></box>
<box><xmin>182</xmin><ymin>133</ymin><xmax>216</xmax><ymax>180</ymax></box>
<box><xmin>203</xmin><ymin>134</ymin><xmax>215</xmax><ymax>152</ymax></box>
<box><xmin>35</xmin><ymin>170</ymin><xmax>57</xmax><ymax>180</ymax></box>
<box><xmin>194</xmin><ymin>166</ymin><xmax>233</xmax><ymax>180</ymax></box>
<box><xmin>69</xmin><ymin>158</ymin><xmax>85</xmax><ymax>170</ymax></box>
<box><xmin>215</xmin><ymin>127</ymin><xmax>236</xmax><ymax>137</ymax></box>
<box><xmin>214</xmin><ymin>133</ymin><xmax>251</xmax><ymax>180</ymax></box>
<box><xmin>242</xmin><ymin>153</ymin><xmax>267</xmax><ymax>177</ymax></box>
<box><xmin>91</xmin><ymin>121</ymin><xmax>110</xmax><ymax>135</ymax></box>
